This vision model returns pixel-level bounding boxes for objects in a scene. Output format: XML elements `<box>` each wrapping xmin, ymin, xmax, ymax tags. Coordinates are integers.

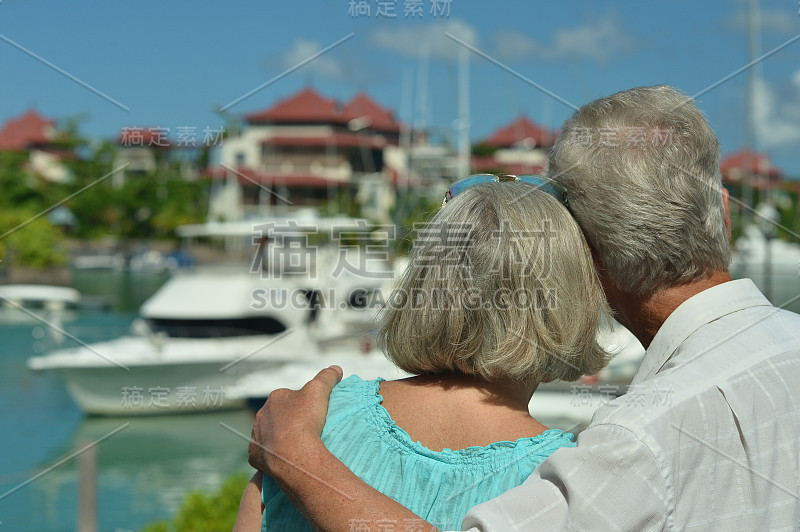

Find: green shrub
<box><xmin>141</xmin><ymin>472</ymin><xmax>250</xmax><ymax>532</ymax></box>
<box><xmin>0</xmin><ymin>210</ymin><xmax>67</xmax><ymax>269</ymax></box>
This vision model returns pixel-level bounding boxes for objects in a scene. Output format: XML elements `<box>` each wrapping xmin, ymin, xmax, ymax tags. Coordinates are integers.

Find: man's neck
<box><xmin>612</xmin><ymin>270</ymin><xmax>733</xmax><ymax>349</ymax></box>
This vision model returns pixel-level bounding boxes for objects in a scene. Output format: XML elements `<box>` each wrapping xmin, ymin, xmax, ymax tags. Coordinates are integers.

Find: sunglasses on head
<box><xmin>441</xmin><ymin>174</ymin><xmax>569</xmax><ymax>209</ymax></box>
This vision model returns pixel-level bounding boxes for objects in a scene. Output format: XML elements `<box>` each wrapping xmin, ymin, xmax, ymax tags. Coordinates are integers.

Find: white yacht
<box><xmin>0</xmin><ymin>284</ymin><xmax>82</xmax><ymax>325</ymax></box>
<box><xmin>28</xmin><ymin>214</ymin><xmax>393</xmax><ymax>415</ymax></box>
<box><xmin>229</xmin><ymin>316</ymin><xmax>645</xmax><ymax>435</ymax></box>
<box><xmin>0</xmin><ymin>284</ymin><xmax>80</xmax><ymax>312</ymax></box>
<box><xmin>730</xmin><ymin>223</ymin><xmax>800</xmax><ymax>302</ymax></box>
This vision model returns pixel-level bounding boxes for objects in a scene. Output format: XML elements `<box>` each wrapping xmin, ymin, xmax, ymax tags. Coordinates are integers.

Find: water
<box><xmin>0</xmin><ymin>272</ymin><xmax>254</xmax><ymax>532</ymax></box>
<box><xmin>1</xmin><ymin>267</ymin><xmax>798</xmax><ymax>531</ymax></box>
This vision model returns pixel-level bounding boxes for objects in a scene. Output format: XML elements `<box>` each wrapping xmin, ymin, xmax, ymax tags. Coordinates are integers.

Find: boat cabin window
<box><xmin>2</xmin><ymin>299</ymin><xmax>78</xmax><ymax>311</ymax></box>
<box><xmin>145</xmin><ymin>317</ymin><xmax>287</xmax><ymax>338</ymax></box>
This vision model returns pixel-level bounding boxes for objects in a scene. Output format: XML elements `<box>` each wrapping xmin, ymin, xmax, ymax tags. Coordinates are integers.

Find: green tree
<box><xmin>391</xmin><ymin>189</ymin><xmax>441</xmax><ymax>255</ymax></box>
<box><xmin>141</xmin><ymin>472</ymin><xmax>249</xmax><ymax>532</ymax></box>
<box><xmin>0</xmin><ymin>151</ymin><xmax>47</xmax><ymax>211</ymax></box>
<box><xmin>49</xmin><ymin>116</ymin><xmax>116</xmax><ymax>239</ymax></box>
<box><xmin>0</xmin><ymin>210</ymin><xmax>67</xmax><ymax>269</ymax></box>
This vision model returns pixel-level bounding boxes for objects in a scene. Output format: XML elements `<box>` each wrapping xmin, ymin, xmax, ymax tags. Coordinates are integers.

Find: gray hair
<box><xmin>549</xmin><ymin>85</ymin><xmax>730</xmax><ymax>296</ymax></box>
<box><xmin>378</xmin><ymin>183</ymin><xmax>610</xmax><ymax>385</ymax></box>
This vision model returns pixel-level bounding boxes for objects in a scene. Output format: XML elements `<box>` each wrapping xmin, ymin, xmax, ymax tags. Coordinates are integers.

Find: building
<box><xmin>720</xmin><ymin>149</ymin><xmax>783</xmax><ymax>190</ymax></box>
<box><xmin>471</xmin><ymin>115</ymin><xmax>556</xmax><ymax>176</ymax></box>
<box><xmin>113</xmin><ymin>127</ymin><xmax>171</xmax><ymax>187</ymax></box>
<box><xmin>114</xmin><ymin>126</ymin><xmax>211</xmax><ymax>188</ymax></box>
<box><xmin>0</xmin><ymin>109</ymin><xmax>72</xmax><ymax>183</ymax></box>
<box><xmin>210</xmin><ymin>88</ymin><xmax>405</xmax><ymax>222</ymax></box>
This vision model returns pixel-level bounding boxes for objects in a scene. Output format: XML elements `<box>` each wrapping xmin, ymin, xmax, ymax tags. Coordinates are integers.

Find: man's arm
<box><xmin>463</xmin><ymin>424</ymin><xmax>669</xmax><ymax>531</ymax></box>
<box><xmin>248</xmin><ymin>367</ymin><xmax>439</xmax><ymax>532</ymax></box>
<box><xmin>249</xmin><ymin>368</ymin><xmax>670</xmax><ymax>531</ymax></box>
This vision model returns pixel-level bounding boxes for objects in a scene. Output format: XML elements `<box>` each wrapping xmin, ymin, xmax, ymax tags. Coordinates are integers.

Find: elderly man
<box><xmin>247</xmin><ymin>86</ymin><xmax>800</xmax><ymax>530</ymax></box>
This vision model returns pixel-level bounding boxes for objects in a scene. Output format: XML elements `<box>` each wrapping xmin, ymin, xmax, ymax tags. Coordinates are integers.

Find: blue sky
<box><xmin>2</xmin><ymin>0</ymin><xmax>799</xmax><ymax>176</ymax></box>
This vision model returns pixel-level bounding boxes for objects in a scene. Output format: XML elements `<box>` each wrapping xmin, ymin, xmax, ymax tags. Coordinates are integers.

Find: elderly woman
<box><xmin>234</xmin><ymin>176</ymin><xmax>610</xmax><ymax>531</ymax></box>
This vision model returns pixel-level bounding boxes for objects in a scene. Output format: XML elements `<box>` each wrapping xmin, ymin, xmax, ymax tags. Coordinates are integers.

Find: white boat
<box><xmin>226</xmin><ymin>350</ymin><xmax>412</xmax><ymax>401</ymax></box>
<box><xmin>0</xmin><ymin>284</ymin><xmax>80</xmax><ymax>311</ymax></box>
<box><xmin>229</xmin><ymin>316</ymin><xmax>645</xmax><ymax>435</ymax></box>
<box><xmin>28</xmin><ymin>214</ymin><xmax>394</xmax><ymax>416</ymax></box>
<box><xmin>72</xmin><ymin>253</ymin><xmax>126</xmax><ymax>270</ymax></box>
<box><xmin>730</xmin><ymin>223</ymin><xmax>800</xmax><ymax>303</ymax></box>
<box><xmin>73</xmin><ymin>249</ymin><xmax>178</xmax><ymax>273</ymax></box>
<box><xmin>0</xmin><ymin>284</ymin><xmax>83</xmax><ymax>326</ymax></box>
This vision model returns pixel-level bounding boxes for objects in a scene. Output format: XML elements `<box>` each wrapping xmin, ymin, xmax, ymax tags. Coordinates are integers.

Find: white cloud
<box><xmin>494</xmin><ymin>14</ymin><xmax>636</xmax><ymax>63</ymax></box>
<box><xmin>493</xmin><ymin>32</ymin><xmax>541</xmax><ymax>62</ymax></box>
<box><xmin>753</xmin><ymin>73</ymin><xmax>800</xmax><ymax>148</ymax></box>
<box><xmin>370</xmin><ymin>19</ymin><xmax>479</xmax><ymax>60</ymax></box>
<box><xmin>726</xmin><ymin>9</ymin><xmax>799</xmax><ymax>35</ymax></box>
<box><xmin>273</xmin><ymin>39</ymin><xmax>345</xmax><ymax>80</ymax></box>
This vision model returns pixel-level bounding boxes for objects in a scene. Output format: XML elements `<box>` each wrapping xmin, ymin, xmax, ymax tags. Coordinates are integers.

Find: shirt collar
<box><xmin>631</xmin><ymin>278</ymin><xmax>772</xmax><ymax>385</ymax></box>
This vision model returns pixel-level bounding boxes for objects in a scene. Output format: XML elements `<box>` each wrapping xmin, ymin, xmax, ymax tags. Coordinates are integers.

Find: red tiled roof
<box><xmin>207</xmin><ymin>167</ymin><xmax>350</xmax><ymax>188</ymax></box>
<box><xmin>0</xmin><ymin>110</ymin><xmax>55</xmax><ymax>151</ymax></box>
<box><xmin>245</xmin><ymin>87</ymin><xmax>343</xmax><ymax>124</ymax></box>
<box><xmin>244</xmin><ymin>88</ymin><xmax>401</xmax><ymax>133</ymax></box>
<box><xmin>340</xmin><ymin>93</ymin><xmax>400</xmax><ymax>133</ymax></box>
<box><xmin>262</xmin><ymin>133</ymin><xmax>387</xmax><ymax>149</ymax></box>
<box><xmin>471</xmin><ymin>155</ymin><xmax>546</xmax><ymax>176</ymax></box>
<box><xmin>481</xmin><ymin>116</ymin><xmax>556</xmax><ymax>148</ymax></box>
<box><xmin>721</xmin><ymin>149</ymin><xmax>782</xmax><ymax>179</ymax></box>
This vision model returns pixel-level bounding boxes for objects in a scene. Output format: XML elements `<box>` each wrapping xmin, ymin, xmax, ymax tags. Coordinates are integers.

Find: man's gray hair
<box><xmin>378</xmin><ymin>183</ymin><xmax>610</xmax><ymax>386</ymax></box>
<box><xmin>549</xmin><ymin>85</ymin><xmax>731</xmax><ymax>296</ymax></box>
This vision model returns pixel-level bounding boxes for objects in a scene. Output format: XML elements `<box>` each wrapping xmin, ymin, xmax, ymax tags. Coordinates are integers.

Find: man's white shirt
<box><xmin>462</xmin><ymin>279</ymin><xmax>800</xmax><ymax>530</ymax></box>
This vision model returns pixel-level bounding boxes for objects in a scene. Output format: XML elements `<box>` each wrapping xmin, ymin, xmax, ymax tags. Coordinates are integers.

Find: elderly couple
<box><xmin>235</xmin><ymin>86</ymin><xmax>800</xmax><ymax>531</ymax></box>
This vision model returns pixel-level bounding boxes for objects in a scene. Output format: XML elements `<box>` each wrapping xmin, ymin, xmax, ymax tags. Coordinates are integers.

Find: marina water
<box><xmin>1</xmin><ymin>267</ymin><xmax>798</xmax><ymax>531</ymax></box>
<box><xmin>0</xmin><ymin>271</ymin><xmax>253</xmax><ymax>532</ymax></box>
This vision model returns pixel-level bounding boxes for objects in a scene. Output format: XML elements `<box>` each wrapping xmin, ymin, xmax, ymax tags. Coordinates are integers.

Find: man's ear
<box><xmin>722</xmin><ymin>187</ymin><xmax>731</xmax><ymax>240</ymax></box>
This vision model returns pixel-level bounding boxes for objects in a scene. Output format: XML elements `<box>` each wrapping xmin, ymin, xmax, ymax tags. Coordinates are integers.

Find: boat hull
<box><xmin>58</xmin><ymin>362</ymin><xmax>258</xmax><ymax>416</ymax></box>
<box><xmin>29</xmin><ymin>333</ymin><xmax>325</xmax><ymax>415</ymax></box>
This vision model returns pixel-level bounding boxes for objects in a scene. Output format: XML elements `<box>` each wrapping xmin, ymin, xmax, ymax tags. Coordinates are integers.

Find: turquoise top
<box><xmin>261</xmin><ymin>375</ymin><xmax>575</xmax><ymax>531</ymax></box>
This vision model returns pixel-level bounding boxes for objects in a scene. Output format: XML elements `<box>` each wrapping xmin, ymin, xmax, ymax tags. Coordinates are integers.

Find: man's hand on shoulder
<box><xmin>248</xmin><ymin>366</ymin><xmax>438</xmax><ymax>532</ymax></box>
<box><xmin>248</xmin><ymin>365</ymin><xmax>343</xmax><ymax>478</ymax></box>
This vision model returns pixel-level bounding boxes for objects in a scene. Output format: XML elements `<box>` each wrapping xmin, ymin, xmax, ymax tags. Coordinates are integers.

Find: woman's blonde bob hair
<box><xmin>378</xmin><ymin>183</ymin><xmax>610</xmax><ymax>385</ymax></box>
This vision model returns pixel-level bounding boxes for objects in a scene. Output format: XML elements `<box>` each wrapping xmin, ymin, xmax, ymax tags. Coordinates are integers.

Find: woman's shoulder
<box><xmin>334</xmin><ymin>374</ymin><xmax>382</xmax><ymax>391</ymax></box>
<box><xmin>323</xmin><ymin>375</ymin><xmax>384</xmax><ymax>427</ymax></box>
<box><xmin>329</xmin><ymin>374</ymin><xmax>383</xmax><ymax>403</ymax></box>
<box><xmin>384</xmin><ymin>426</ymin><xmax>576</xmax><ymax>470</ymax></box>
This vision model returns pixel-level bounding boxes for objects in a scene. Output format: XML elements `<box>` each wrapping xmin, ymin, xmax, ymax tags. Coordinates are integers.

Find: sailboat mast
<box><xmin>743</xmin><ymin>0</ymin><xmax>761</xmax><ymax>226</ymax></box>
<box><xmin>457</xmin><ymin>46</ymin><xmax>470</xmax><ymax>180</ymax></box>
